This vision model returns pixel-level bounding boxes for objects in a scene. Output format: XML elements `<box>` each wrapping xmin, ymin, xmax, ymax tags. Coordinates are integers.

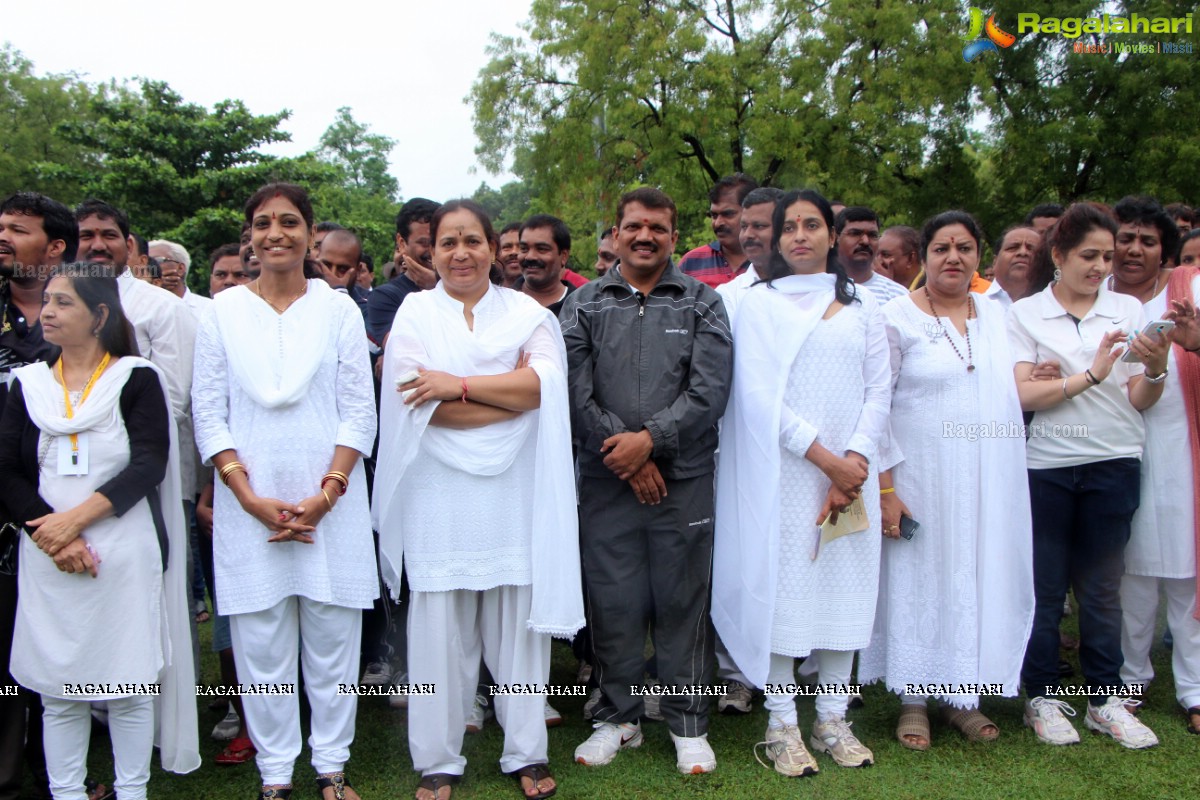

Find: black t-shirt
<box><xmin>0</xmin><ymin>281</ymin><xmax>54</xmax><ymax>412</ymax></box>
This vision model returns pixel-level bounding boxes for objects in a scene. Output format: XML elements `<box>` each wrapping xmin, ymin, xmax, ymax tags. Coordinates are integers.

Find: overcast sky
<box><xmin>5</xmin><ymin>0</ymin><xmax>532</xmax><ymax>201</ymax></box>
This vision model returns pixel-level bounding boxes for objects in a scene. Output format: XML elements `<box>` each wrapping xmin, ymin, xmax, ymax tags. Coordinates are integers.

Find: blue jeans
<box><xmin>1021</xmin><ymin>457</ymin><xmax>1140</xmax><ymax>704</ymax></box>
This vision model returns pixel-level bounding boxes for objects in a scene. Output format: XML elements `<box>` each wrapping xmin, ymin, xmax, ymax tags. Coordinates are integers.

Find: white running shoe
<box><xmin>359</xmin><ymin>661</ymin><xmax>391</xmax><ymax>686</ymax></box>
<box><xmin>717</xmin><ymin>681</ymin><xmax>753</xmax><ymax>715</ymax></box>
<box><xmin>1024</xmin><ymin>697</ymin><xmax>1080</xmax><ymax>745</ymax></box>
<box><xmin>574</xmin><ymin>721</ymin><xmax>643</xmax><ymax>766</ymax></box>
<box><xmin>670</xmin><ymin>732</ymin><xmax>716</xmax><ymax>774</ymax></box>
<box><xmin>811</xmin><ymin>717</ymin><xmax>873</xmax><ymax>767</ymax></box>
<box><xmin>755</xmin><ymin>723</ymin><xmax>818</xmax><ymax>777</ymax></box>
<box><xmin>1085</xmin><ymin>697</ymin><xmax>1159</xmax><ymax>749</ymax></box>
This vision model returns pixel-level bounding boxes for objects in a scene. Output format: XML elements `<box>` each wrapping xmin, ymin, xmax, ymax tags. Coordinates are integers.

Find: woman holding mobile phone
<box><xmin>1008</xmin><ymin>202</ymin><xmax>1169</xmax><ymax>749</ymax></box>
<box><xmin>859</xmin><ymin>211</ymin><xmax>1034</xmax><ymax>751</ymax></box>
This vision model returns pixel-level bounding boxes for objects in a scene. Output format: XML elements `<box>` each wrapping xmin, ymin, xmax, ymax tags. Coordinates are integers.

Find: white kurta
<box><xmin>12</xmin><ymin>374</ymin><xmax>163</xmax><ymax>699</ymax></box>
<box><xmin>772</xmin><ymin>303</ymin><xmax>887</xmax><ymax>655</ymax></box>
<box><xmin>1126</xmin><ymin>279</ymin><xmax>1200</xmax><ymax>579</ymax></box>
<box><xmin>858</xmin><ymin>295</ymin><xmax>1033</xmax><ymax>706</ymax></box>
<box><xmin>191</xmin><ymin>281</ymin><xmax>378</xmax><ymax>615</ymax></box>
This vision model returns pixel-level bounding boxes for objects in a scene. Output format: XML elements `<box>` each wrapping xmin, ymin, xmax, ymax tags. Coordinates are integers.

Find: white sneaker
<box><xmin>643</xmin><ymin>678</ymin><xmax>664</xmax><ymax>721</ymax></box>
<box><xmin>583</xmin><ymin>688</ymin><xmax>602</xmax><ymax>720</ymax></box>
<box><xmin>717</xmin><ymin>681</ymin><xmax>753</xmax><ymax>715</ymax></box>
<box><xmin>754</xmin><ymin>723</ymin><xmax>818</xmax><ymax>777</ymax></box>
<box><xmin>575</xmin><ymin>721</ymin><xmax>642</xmax><ymax>766</ymax></box>
<box><xmin>670</xmin><ymin>731</ymin><xmax>716</xmax><ymax>774</ymax></box>
<box><xmin>360</xmin><ymin>661</ymin><xmax>391</xmax><ymax>686</ymax></box>
<box><xmin>1085</xmin><ymin>697</ymin><xmax>1159</xmax><ymax>749</ymax></box>
<box><xmin>1024</xmin><ymin>697</ymin><xmax>1080</xmax><ymax>745</ymax></box>
<box><xmin>465</xmin><ymin>693</ymin><xmax>489</xmax><ymax>733</ymax></box>
<box><xmin>811</xmin><ymin>717</ymin><xmax>873</xmax><ymax>767</ymax></box>
<box><xmin>211</xmin><ymin>707</ymin><xmax>240</xmax><ymax>741</ymax></box>
<box><xmin>544</xmin><ymin>698</ymin><xmax>563</xmax><ymax>727</ymax></box>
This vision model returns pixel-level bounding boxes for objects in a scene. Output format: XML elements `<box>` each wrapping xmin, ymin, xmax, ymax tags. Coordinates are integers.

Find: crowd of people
<box><xmin>0</xmin><ymin>174</ymin><xmax>1197</xmax><ymax>800</ymax></box>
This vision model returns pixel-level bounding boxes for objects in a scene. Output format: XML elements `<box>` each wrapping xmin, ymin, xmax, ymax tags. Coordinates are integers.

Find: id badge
<box><xmin>57</xmin><ymin>433</ymin><xmax>89</xmax><ymax>476</ymax></box>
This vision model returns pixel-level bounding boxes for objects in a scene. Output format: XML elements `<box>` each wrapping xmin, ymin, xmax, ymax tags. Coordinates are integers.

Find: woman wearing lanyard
<box><xmin>1008</xmin><ymin>202</ymin><xmax>1170</xmax><ymax>748</ymax></box>
<box><xmin>0</xmin><ymin>265</ymin><xmax>197</xmax><ymax>799</ymax></box>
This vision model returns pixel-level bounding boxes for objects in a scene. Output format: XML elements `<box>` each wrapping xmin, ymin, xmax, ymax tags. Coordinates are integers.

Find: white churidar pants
<box><xmin>1120</xmin><ymin>574</ymin><xmax>1200</xmax><ymax>709</ymax></box>
<box><xmin>229</xmin><ymin>596</ymin><xmax>362</xmax><ymax>784</ymax></box>
<box><xmin>763</xmin><ymin>649</ymin><xmax>855</xmax><ymax>724</ymax></box>
<box><xmin>408</xmin><ymin>584</ymin><xmax>549</xmax><ymax>776</ymax></box>
<box><xmin>43</xmin><ymin>695</ymin><xmax>154</xmax><ymax>800</ymax></box>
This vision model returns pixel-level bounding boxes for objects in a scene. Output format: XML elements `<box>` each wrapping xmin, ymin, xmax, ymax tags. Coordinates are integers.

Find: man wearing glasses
<box><xmin>675</xmin><ymin>174</ymin><xmax>758</xmax><ymax>289</ymax></box>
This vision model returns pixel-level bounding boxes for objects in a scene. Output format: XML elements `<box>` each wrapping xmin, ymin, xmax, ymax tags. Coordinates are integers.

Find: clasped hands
<box><xmin>601</xmin><ymin>429</ymin><xmax>665</xmax><ymax>505</ymax></box>
<box><xmin>240</xmin><ymin>489</ymin><xmax>333</xmax><ymax>544</ymax></box>
<box><xmin>28</xmin><ymin>511</ymin><xmax>99</xmax><ymax>576</ymax></box>
<box><xmin>813</xmin><ymin>451</ymin><xmax>868</xmax><ymax>527</ymax></box>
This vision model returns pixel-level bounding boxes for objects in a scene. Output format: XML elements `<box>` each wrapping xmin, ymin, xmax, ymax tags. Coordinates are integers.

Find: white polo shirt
<box><xmin>1007</xmin><ymin>284</ymin><xmax>1147</xmax><ymax>469</ymax></box>
<box><xmin>982</xmin><ymin>278</ymin><xmax>1013</xmax><ymax>309</ymax></box>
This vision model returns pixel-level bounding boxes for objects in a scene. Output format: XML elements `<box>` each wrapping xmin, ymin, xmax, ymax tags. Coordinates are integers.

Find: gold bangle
<box><xmin>879</xmin><ymin>487</ymin><xmax>896</xmax><ymax>495</ymax></box>
<box><xmin>321</xmin><ymin>488</ymin><xmax>333</xmax><ymax>511</ymax></box>
<box><xmin>325</xmin><ymin>470</ymin><xmax>349</xmax><ymax>485</ymax></box>
<box><xmin>219</xmin><ymin>462</ymin><xmax>247</xmax><ymax>486</ymax></box>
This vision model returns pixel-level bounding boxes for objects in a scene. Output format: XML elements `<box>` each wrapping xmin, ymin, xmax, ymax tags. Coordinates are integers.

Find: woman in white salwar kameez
<box><xmin>858</xmin><ymin>211</ymin><xmax>1034</xmax><ymax>750</ymax></box>
<box><xmin>373</xmin><ymin>200</ymin><xmax>582</xmax><ymax>800</ymax></box>
<box><xmin>713</xmin><ymin>189</ymin><xmax>890</xmax><ymax>777</ymax></box>
<box><xmin>0</xmin><ymin>268</ymin><xmax>198</xmax><ymax>800</ymax></box>
<box><xmin>192</xmin><ymin>184</ymin><xmax>378</xmax><ymax>800</ymax></box>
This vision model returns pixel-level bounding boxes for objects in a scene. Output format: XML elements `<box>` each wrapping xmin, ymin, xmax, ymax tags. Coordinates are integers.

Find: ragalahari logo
<box><xmin>962</xmin><ymin>8</ymin><xmax>1017</xmax><ymax>61</ymax></box>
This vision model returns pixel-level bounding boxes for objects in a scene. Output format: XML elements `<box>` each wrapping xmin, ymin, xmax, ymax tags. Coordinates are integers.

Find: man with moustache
<box><xmin>238</xmin><ymin>225</ymin><xmax>261</xmax><ymax>279</ymax></box>
<box><xmin>497</xmin><ymin>222</ymin><xmax>523</xmax><ymax>288</ymax></box>
<box><xmin>677</xmin><ymin>174</ymin><xmax>758</xmax><ymax>288</ymax></box>
<box><xmin>0</xmin><ymin>192</ymin><xmax>77</xmax><ymax>800</ymax></box>
<box><xmin>367</xmin><ymin>198</ymin><xmax>440</xmax><ymax>348</ymax></box>
<box><xmin>716</xmin><ymin>187</ymin><xmax>783</xmax><ymax>328</ymax></box>
<box><xmin>564</xmin><ymin>187</ymin><xmax>732</xmax><ymax>775</ymax></box>
<box><xmin>518</xmin><ymin>214</ymin><xmax>575</xmax><ymax>316</ymax></box>
<box><xmin>209</xmin><ymin>243</ymin><xmax>250</xmax><ymax>296</ymax></box>
<box><xmin>835</xmin><ymin>207</ymin><xmax>907</xmax><ymax>303</ymax></box>
<box><xmin>874</xmin><ymin>226</ymin><xmax>922</xmax><ymax>290</ymax></box>
<box><xmin>983</xmin><ymin>225</ymin><xmax>1041</xmax><ymax>308</ymax></box>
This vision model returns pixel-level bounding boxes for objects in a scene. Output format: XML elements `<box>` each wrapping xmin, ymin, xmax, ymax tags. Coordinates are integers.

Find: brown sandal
<box><xmin>510</xmin><ymin>763</ymin><xmax>556</xmax><ymax>799</ymax></box>
<box><xmin>416</xmin><ymin>772</ymin><xmax>458</xmax><ymax>800</ymax></box>
<box><xmin>896</xmin><ymin>704</ymin><xmax>930</xmax><ymax>750</ymax></box>
<box><xmin>1186</xmin><ymin>706</ymin><xmax>1200</xmax><ymax>735</ymax></box>
<box><xmin>942</xmin><ymin>705</ymin><xmax>999</xmax><ymax>742</ymax></box>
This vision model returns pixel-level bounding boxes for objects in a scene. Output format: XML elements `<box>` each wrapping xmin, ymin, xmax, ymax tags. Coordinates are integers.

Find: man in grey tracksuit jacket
<box><xmin>560</xmin><ymin>188</ymin><xmax>733</xmax><ymax>762</ymax></box>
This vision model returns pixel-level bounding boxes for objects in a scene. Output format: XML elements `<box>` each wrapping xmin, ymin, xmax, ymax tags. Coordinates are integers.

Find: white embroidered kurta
<box><xmin>191</xmin><ymin>282</ymin><xmax>378</xmax><ymax>615</ymax></box>
<box><xmin>1126</xmin><ymin>279</ymin><xmax>1200</xmax><ymax>579</ymax></box>
<box><xmin>859</xmin><ymin>295</ymin><xmax>1033</xmax><ymax>706</ymax></box>
<box><xmin>772</xmin><ymin>303</ymin><xmax>888</xmax><ymax>655</ymax></box>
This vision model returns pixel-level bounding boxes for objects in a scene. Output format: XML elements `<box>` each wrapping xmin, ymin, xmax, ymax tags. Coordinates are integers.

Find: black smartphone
<box><xmin>898</xmin><ymin>515</ymin><xmax>920</xmax><ymax>541</ymax></box>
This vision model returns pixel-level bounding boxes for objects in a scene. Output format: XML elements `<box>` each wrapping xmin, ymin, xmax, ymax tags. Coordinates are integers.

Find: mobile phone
<box><xmin>1121</xmin><ymin>320</ymin><xmax>1176</xmax><ymax>363</ymax></box>
<box><xmin>898</xmin><ymin>515</ymin><xmax>920</xmax><ymax>541</ymax></box>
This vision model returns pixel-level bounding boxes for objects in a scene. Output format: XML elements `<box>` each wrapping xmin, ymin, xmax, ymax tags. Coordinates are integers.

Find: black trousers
<box><xmin>580</xmin><ymin>473</ymin><xmax>715</xmax><ymax>737</ymax></box>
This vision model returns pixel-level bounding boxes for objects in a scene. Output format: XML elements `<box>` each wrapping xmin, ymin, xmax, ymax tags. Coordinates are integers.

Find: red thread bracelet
<box><xmin>461</xmin><ymin>377</ymin><xmax>469</xmax><ymax>403</ymax></box>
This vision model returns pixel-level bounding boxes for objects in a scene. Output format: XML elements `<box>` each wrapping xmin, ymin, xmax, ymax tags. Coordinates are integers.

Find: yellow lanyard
<box><xmin>57</xmin><ymin>352</ymin><xmax>111</xmax><ymax>465</ymax></box>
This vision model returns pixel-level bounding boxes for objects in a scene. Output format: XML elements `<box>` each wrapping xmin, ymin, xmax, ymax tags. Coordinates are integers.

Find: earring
<box><xmin>1053</xmin><ymin>265</ymin><xmax>1062</xmax><ymax>283</ymax></box>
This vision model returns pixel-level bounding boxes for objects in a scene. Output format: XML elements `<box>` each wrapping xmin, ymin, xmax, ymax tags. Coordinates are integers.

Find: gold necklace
<box><xmin>253</xmin><ymin>279</ymin><xmax>307</xmax><ymax>314</ymax></box>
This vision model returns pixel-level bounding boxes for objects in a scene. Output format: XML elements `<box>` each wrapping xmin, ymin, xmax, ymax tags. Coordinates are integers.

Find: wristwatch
<box><xmin>1144</xmin><ymin>369</ymin><xmax>1168</xmax><ymax>384</ymax></box>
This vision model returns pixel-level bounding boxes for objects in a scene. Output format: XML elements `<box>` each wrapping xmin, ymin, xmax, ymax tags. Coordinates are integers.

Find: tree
<box><xmin>470</xmin><ymin>0</ymin><xmax>981</xmax><ymax>244</ymax></box>
<box><xmin>471</xmin><ymin>180</ymin><xmax>533</xmax><ymax>227</ymax></box>
<box><xmin>318</xmin><ymin>107</ymin><xmax>400</xmax><ymax>201</ymax></box>
<box><xmin>0</xmin><ymin>44</ymin><xmax>102</xmax><ymax>203</ymax></box>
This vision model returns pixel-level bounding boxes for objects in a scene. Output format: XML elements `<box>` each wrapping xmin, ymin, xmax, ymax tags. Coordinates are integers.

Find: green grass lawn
<box><xmin>41</xmin><ymin>613</ymin><xmax>1200</xmax><ymax>800</ymax></box>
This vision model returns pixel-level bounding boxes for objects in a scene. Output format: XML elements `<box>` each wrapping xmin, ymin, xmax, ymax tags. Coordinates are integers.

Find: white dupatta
<box><xmin>711</xmin><ymin>273</ymin><xmax>837</xmax><ymax>688</ymax></box>
<box><xmin>373</xmin><ymin>284</ymin><xmax>584</xmax><ymax>637</ymax></box>
<box><xmin>15</xmin><ymin>357</ymin><xmax>200</xmax><ymax>773</ymax></box>
<box><xmin>970</xmin><ymin>297</ymin><xmax>1034</xmax><ymax>696</ymax></box>
<box><xmin>212</xmin><ymin>280</ymin><xmax>333</xmax><ymax>408</ymax></box>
